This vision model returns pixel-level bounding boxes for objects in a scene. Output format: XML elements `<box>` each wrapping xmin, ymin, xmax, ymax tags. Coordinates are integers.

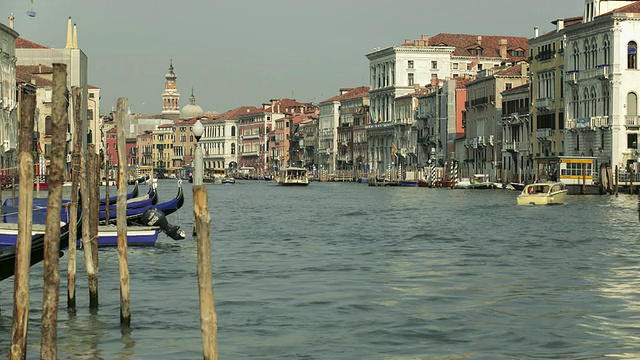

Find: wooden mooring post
<box><xmin>9</xmin><ymin>88</ymin><xmax>36</xmax><ymax>360</ymax></box>
<box><xmin>615</xmin><ymin>165</ymin><xmax>619</xmax><ymax>196</ymax></box>
<box><xmin>115</xmin><ymin>97</ymin><xmax>132</xmax><ymax>326</ymax></box>
<box><xmin>67</xmin><ymin>86</ymin><xmax>83</xmax><ymax>308</ymax></box>
<box><xmin>40</xmin><ymin>63</ymin><xmax>68</xmax><ymax>358</ymax></box>
<box><xmin>82</xmin><ymin>144</ymin><xmax>99</xmax><ymax>308</ymax></box>
<box><xmin>193</xmin><ymin>185</ymin><xmax>218</xmax><ymax>359</ymax></box>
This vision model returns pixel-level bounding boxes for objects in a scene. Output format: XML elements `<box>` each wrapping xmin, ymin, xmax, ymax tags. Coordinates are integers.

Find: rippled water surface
<box><xmin>0</xmin><ymin>180</ymin><xmax>639</xmax><ymax>359</ymax></box>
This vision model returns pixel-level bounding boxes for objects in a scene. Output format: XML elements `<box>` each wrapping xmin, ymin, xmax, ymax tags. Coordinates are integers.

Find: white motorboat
<box><xmin>516</xmin><ymin>182</ymin><xmax>568</xmax><ymax>206</ymax></box>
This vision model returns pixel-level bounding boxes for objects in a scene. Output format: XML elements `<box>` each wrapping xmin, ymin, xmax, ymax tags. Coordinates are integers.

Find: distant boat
<box><xmin>276</xmin><ymin>167</ymin><xmax>309</xmax><ymax>186</ymax></box>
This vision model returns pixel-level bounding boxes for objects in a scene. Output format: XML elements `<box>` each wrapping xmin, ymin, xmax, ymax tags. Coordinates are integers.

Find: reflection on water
<box><xmin>1</xmin><ymin>182</ymin><xmax>640</xmax><ymax>359</ymax></box>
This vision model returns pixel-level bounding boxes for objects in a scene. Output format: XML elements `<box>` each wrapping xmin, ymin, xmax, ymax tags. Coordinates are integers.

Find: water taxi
<box><xmin>276</xmin><ymin>167</ymin><xmax>309</xmax><ymax>186</ymax></box>
<box><xmin>516</xmin><ymin>182</ymin><xmax>568</xmax><ymax>206</ymax></box>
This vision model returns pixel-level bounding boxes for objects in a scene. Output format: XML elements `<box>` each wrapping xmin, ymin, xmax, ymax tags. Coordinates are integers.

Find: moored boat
<box><xmin>516</xmin><ymin>182</ymin><xmax>568</xmax><ymax>206</ymax></box>
<box><xmin>277</xmin><ymin>167</ymin><xmax>309</xmax><ymax>186</ymax></box>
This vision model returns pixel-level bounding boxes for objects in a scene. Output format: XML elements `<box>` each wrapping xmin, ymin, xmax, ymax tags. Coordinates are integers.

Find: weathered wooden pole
<box><xmin>115</xmin><ymin>97</ymin><xmax>132</xmax><ymax>326</ymax></box>
<box><xmin>582</xmin><ymin>164</ymin><xmax>587</xmax><ymax>194</ymax></box>
<box><xmin>615</xmin><ymin>165</ymin><xmax>619</xmax><ymax>196</ymax></box>
<box><xmin>67</xmin><ymin>86</ymin><xmax>82</xmax><ymax>308</ymax></box>
<box><xmin>91</xmin><ymin>148</ymin><xmax>100</xmax><ymax>296</ymax></box>
<box><xmin>9</xmin><ymin>89</ymin><xmax>36</xmax><ymax>360</ymax></box>
<box><xmin>82</xmin><ymin>144</ymin><xmax>99</xmax><ymax>308</ymax></box>
<box><xmin>40</xmin><ymin>63</ymin><xmax>68</xmax><ymax>358</ymax></box>
<box><xmin>193</xmin><ymin>185</ymin><xmax>218</xmax><ymax>359</ymax></box>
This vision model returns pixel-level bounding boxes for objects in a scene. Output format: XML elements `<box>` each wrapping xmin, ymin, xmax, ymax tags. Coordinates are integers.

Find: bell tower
<box><xmin>162</xmin><ymin>60</ymin><xmax>180</xmax><ymax>115</ymax></box>
<box><xmin>584</xmin><ymin>0</ymin><xmax>636</xmax><ymax>22</ymax></box>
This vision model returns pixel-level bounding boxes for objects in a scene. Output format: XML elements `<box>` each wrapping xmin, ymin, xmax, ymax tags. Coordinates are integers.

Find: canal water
<box><xmin>0</xmin><ymin>180</ymin><xmax>639</xmax><ymax>359</ymax></box>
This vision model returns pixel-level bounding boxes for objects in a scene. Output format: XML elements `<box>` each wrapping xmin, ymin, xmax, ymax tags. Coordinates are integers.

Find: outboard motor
<box><xmin>141</xmin><ymin>207</ymin><xmax>186</xmax><ymax>240</ymax></box>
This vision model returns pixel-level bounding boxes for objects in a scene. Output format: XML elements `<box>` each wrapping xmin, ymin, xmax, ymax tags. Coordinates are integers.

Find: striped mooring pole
<box><xmin>451</xmin><ymin>161</ymin><xmax>458</xmax><ymax>189</ymax></box>
<box><xmin>430</xmin><ymin>165</ymin><xmax>437</xmax><ymax>187</ymax></box>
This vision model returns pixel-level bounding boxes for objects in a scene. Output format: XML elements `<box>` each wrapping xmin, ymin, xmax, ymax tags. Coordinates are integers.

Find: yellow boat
<box><xmin>516</xmin><ymin>182</ymin><xmax>568</xmax><ymax>206</ymax></box>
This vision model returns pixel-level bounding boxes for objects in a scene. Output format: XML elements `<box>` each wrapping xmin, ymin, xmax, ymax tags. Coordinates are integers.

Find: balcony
<box><xmin>242</xmin><ymin>151</ymin><xmax>259</xmax><ymax>156</ymax></box>
<box><xmin>518</xmin><ymin>141</ymin><xmax>530</xmax><ymax>152</ymax></box>
<box><xmin>536</xmin><ymin>128</ymin><xmax>552</xmax><ymax>139</ymax></box>
<box><xmin>242</xmin><ymin>134</ymin><xmax>259</xmax><ymax>140</ymax></box>
<box><xmin>503</xmin><ymin>140</ymin><xmax>516</xmax><ymax>152</ymax></box>
<box><xmin>565</xmin><ymin>70</ymin><xmax>578</xmax><ymax>84</ymax></box>
<box><xmin>536</xmin><ymin>98</ymin><xmax>553</xmax><ymax>111</ymax></box>
<box><xmin>625</xmin><ymin>115</ymin><xmax>640</xmax><ymax>128</ymax></box>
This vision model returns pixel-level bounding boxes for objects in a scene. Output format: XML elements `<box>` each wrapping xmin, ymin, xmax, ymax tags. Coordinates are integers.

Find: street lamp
<box><xmin>193</xmin><ymin>119</ymin><xmax>204</xmax><ymax>185</ymax></box>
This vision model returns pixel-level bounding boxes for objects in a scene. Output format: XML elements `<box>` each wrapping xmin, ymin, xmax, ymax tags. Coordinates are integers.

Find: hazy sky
<box><xmin>7</xmin><ymin>0</ymin><xmax>582</xmax><ymax>115</ymax></box>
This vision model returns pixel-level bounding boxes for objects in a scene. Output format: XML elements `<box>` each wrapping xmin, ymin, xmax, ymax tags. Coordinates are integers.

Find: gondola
<box><xmin>0</xmin><ymin>203</ymin><xmax>82</xmax><ymax>281</ymax></box>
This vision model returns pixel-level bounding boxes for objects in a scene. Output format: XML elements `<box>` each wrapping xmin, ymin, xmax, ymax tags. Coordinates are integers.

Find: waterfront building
<box><xmin>137</xmin><ymin>131</ymin><xmax>154</xmax><ymax>167</ymax></box>
<box><xmin>172</xmin><ymin>118</ymin><xmax>197</xmax><ymax>178</ymax></box>
<box><xmin>499</xmin><ymin>83</ymin><xmax>532</xmax><ymax>183</ymax></box>
<box><xmin>318</xmin><ymin>87</ymin><xmax>368</xmax><ymax>174</ymax></box>
<box><xmin>528</xmin><ymin>17</ymin><xmax>583</xmax><ymax>182</ymax></box>
<box><xmin>87</xmin><ymin>85</ymin><xmax>101</xmax><ymax>148</ymax></box>
<box><xmin>238</xmin><ymin>99</ymin><xmax>315</xmax><ymax>176</ymax></box>
<box><xmin>298</xmin><ymin>116</ymin><xmax>318</xmax><ymax>170</ymax></box>
<box><xmin>463</xmin><ymin>62</ymin><xmax>529</xmax><ymax>181</ymax></box>
<box><xmin>0</xmin><ymin>18</ymin><xmax>19</xmax><ymax>172</ymax></box>
<box><xmin>416</xmin><ymin>79</ymin><xmax>470</xmax><ymax>173</ymax></box>
<box><xmin>365</xmin><ymin>33</ymin><xmax>529</xmax><ymax>180</ymax></box>
<box><xmin>563</xmin><ymin>0</ymin><xmax>640</xmax><ymax>173</ymax></box>
<box><xmin>237</xmin><ymin>106</ymin><xmax>276</xmax><ymax>176</ymax></box>
<box><xmin>152</xmin><ymin>123</ymin><xmax>176</xmax><ymax>177</ymax></box>
<box><xmin>16</xmin><ymin>17</ymin><xmax>89</xmax><ymax>179</ymax></box>
<box><xmin>200</xmin><ymin>114</ymin><xmax>239</xmax><ymax>173</ymax></box>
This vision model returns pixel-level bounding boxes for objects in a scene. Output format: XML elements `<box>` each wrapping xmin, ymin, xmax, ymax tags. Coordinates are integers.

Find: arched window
<box><xmin>45</xmin><ymin>116</ymin><xmax>52</xmax><ymax>135</ymax></box>
<box><xmin>627</xmin><ymin>92</ymin><xmax>638</xmax><ymax>117</ymax></box>
<box><xmin>573</xmin><ymin>43</ymin><xmax>580</xmax><ymax>70</ymax></box>
<box><xmin>583</xmin><ymin>88</ymin><xmax>590</xmax><ymax>118</ymax></box>
<box><xmin>603</xmin><ymin>36</ymin><xmax>610</xmax><ymax>65</ymax></box>
<box><xmin>628</xmin><ymin>41</ymin><xmax>637</xmax><ymax>69</ymax></box>
<box><xmin>591</xmin><ymin>39</ymin><xmax>597</xmax><ymax>68</ymax></box>
<box><xmin>231</xmin><ymin>126</ymin><xmax>236</xmax><ymax>137</ymax></box>
<box><xmin>231</xmin><ymin>143</ymin><xmax>236</xmax><ymax>155</ymax></box>
<box><xmin>591</xmin><ymin>87</ymin><xmax>597</xmax><ymax>118</ymax></box>
<box><xmin>584</xmin><ymin>41</ymin><xmax>590</xmax><ymax>69</ymax></box>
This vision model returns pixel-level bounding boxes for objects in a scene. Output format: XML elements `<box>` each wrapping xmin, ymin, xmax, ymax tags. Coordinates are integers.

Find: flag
<box><xmin>391</xmin><ymin>143</ymin><xmax>397</xmax><ymax>161</ymax></box>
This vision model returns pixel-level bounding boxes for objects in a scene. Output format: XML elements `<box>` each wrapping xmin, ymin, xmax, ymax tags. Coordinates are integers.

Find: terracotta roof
<box><xmin>16</xmin><ymin>65</ymin><xmax>53</xmax><ymax>87</ymax></box>
<box><xmin>494</xmin><ymin>63</ymin><xmax>527</xmax><ymax>77</ymax></box>
<box><xmin>502</xmin><ymin>83</ymin><xmax>529</xmax><ymax>94</ymax></box>
<box><xmin>217</xmin><ymin>106</ymin><xmax>261</xmax><ymax>120</ymax></box>
<box><xmin>88</xmin><ymin>84</ymin><xmax>100</xmax><ymax>89</ymax></box>
<box><xmin>600</xmin><ymin>1</ymin><xmax>640</xmax><ymax>17</ymax></box>
<box><xmin>320</xmin><ymin>86</ymin><xmax>370</xmax><ymax>103</ymax></box>
<box><xmin>16</xmin><ymin>37</ymin><xmax>48</xmax><ymax>49</ymax></box>
<box><xmin>425</xmin><ymin>33</ymin><xmax>529</xmax><ymax>60</ymax></box>
<box><xmin>540</xmin><ymin>16</ymin><xmax>584</xmax><ymax>37</ymax></box>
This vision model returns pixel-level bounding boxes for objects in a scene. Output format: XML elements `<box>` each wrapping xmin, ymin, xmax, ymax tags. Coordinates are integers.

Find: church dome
<box><xmin>180</xmin><ymin>88</ymin><xmax>204</xmax><ymax>120</ymax></box>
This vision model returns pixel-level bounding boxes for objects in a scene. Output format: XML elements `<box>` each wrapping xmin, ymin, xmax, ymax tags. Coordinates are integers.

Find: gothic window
<box><xmin>45</xmin><ymin>116</ymin><xmax>52</xmax><ymax>135</ymax></box>
<box><xmin>628</xmin><ymin>41</ymin><xmax>637</xmax><ymax>69</ymax></box>
<box><xmin>627</xmin><ymin>92</ymin><xmax>638</xmax><ymax>117</ymax></box>
<box><xmin>231</xmin><ymin>143</ymin><xmax>236</xmax><ymax>155</ymax></box>
<box><xmin>603</xmin><ymin>36</ymin><xmax>610</xmax><ymax>65</ymax></box>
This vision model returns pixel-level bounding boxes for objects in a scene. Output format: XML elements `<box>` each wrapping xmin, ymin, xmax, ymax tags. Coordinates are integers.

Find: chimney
<box><xmin>421</xmin><ymin>34</ymin><xmax>429</xmax><ymax>44</ymax></box>
<box><xmin>8</xmin><ymin>13</ymin><xmax>14</xmax><ymax>29</ymax></box>
<box><xmin>405</xmin><ymin>39</ymin><xmax>411</xmax><ymax>45</ymax></box>
<box><xmin>557</xmin><ymin>18</ymin><xmax>565</xmax><ymax>32</ymax></box>
<box><xmin>499</xmin><ymin>39</ymin><xmax>507</xmax><ymax>58</ymax></box>
<box><xmin>521</xmin><ymin>63</ymin><xmax>528</xmax><ymax>77</ymax></box>
<box><xmin>534</xmin><ymin>26</ymin><xmax>539</xmax><ymax>39</ymax></box>
<box><xmin>477</xmin><ymin>36</ymin><xmax>482</xmax><ymax>46</ymax></box>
